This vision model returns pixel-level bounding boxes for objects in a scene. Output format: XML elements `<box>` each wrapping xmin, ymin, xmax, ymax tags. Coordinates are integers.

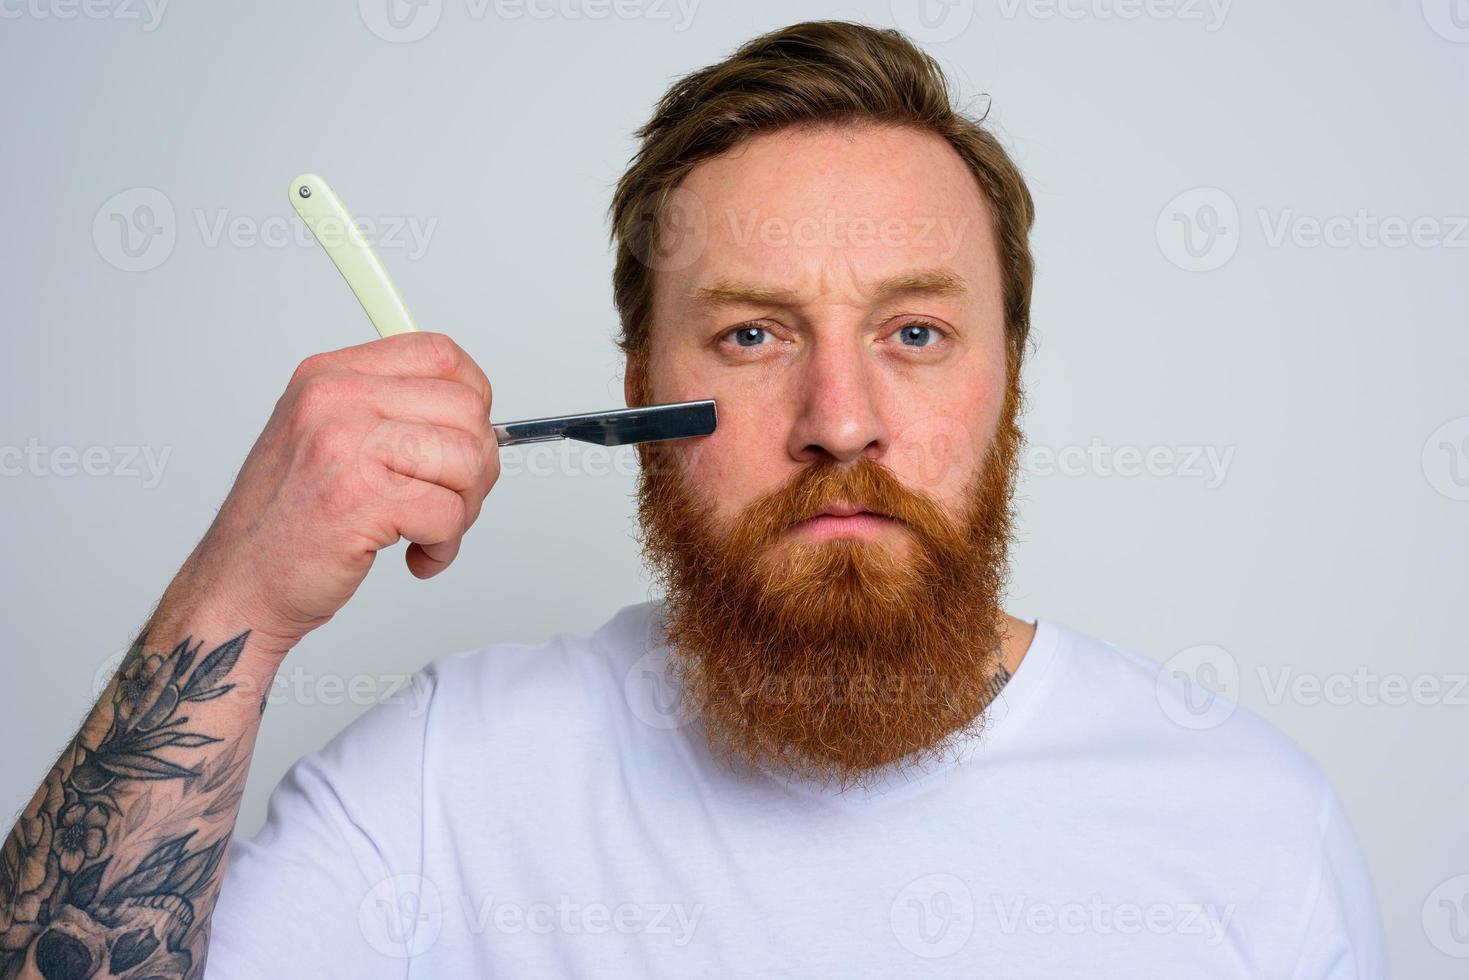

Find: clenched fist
<box><xmin>157</xmin><ymin>331</ymin><xmax>499</xmax><ymax>661</ymax></box>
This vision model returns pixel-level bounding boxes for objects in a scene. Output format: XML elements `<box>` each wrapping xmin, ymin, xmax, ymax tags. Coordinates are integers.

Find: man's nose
<box><xmin>785</xmin><ymin>337</ymin><xmax>889</xmax><ymax>464</ymax></box>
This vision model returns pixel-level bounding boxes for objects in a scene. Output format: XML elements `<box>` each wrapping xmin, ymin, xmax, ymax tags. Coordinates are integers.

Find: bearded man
<box><xmin>0</xmin><ymin>20</ymin><xmax>1384</xmax><ymax>979</ymax></box>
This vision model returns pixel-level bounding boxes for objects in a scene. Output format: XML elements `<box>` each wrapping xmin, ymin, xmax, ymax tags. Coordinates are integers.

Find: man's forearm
<box><xmin>0</xmin><ymin>601</ymin><xmax>278</xmax><ymax>979</ymax></box>
<box><xmin>2</xmin><ymin>331</ymin><xmax>497</xmax><ymax>977</ymax></box>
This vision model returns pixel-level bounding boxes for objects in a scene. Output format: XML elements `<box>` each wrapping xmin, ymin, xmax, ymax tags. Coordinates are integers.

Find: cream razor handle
<box><xmin>289</xmin><ymin>173</ymin><xmax>418</xmax><ymax>337</ymax></box>
<box><xmin>287</xmin><ymin>173</ymin><xmax>720</xmax><ymax>449</ymax></box>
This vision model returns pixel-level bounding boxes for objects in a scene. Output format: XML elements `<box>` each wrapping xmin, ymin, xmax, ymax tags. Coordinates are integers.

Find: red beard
<box><xmin>634</xmin><ymin>373</ymin><xmax>1024</xmax><ymax>789</ymax></box>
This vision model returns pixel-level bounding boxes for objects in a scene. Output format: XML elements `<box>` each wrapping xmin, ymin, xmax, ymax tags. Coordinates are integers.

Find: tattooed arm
<box><xmin>0</xmin><ymin>602</ymin><xmax>276</xmax><ymax>978</ymax></box>
<box><xmin>2</xmin><ymin>332</ymin><xmax>499</xmax><ymax>979</ymax></box>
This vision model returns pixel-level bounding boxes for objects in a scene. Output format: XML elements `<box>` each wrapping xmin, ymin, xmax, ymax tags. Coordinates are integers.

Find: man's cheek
<box><xmin>891</xmin><ymin>413</ymin><xmax>985</xmax><ymax>502</ymax></box>
<box><xmin>685</xmin><ymin>418</ymin><xmax>781</xmax><ymax>512</ymax></box>
<box><xmin>658</xmin><ymin>428</ymin><xmax>733</xmax><ymax>512</ymax></box>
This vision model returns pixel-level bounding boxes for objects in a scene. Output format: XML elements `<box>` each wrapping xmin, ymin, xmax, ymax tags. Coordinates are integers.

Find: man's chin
<box><xmin>764</xmin><ymin>525</ymin><xmax>915</xmax><ymax>574</ymax></box>
<box><xmin>748</xmin><ymin>536</ymin><xmax>941</xmax><ymax>644</ymax></box>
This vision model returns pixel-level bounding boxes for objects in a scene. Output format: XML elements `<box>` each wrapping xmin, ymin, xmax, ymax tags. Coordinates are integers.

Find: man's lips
<box><xmin>791</xmin><ymin>503</ymin><xmax>898</xmax><ymax>540</ymax></box>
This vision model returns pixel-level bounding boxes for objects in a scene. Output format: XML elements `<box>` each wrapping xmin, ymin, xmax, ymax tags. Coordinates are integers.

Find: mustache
<box><xmin>727</xmin><ymin>455</ymin><xmax>972</xmax><ymax>557</ymax></box>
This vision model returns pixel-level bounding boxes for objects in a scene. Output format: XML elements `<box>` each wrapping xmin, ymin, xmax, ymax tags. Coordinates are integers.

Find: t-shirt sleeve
<box><xmin>1288</xmin><ymin>788</ymin><xmax>1389</xmax><ymax>979</ymax></box>
<box><xmin>202</xmin><ymin>669</ymin><xmax>435</xmax><ymax>979</ymax></box>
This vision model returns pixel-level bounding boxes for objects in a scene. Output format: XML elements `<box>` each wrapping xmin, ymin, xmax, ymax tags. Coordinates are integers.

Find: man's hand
<box><xmin>0</xmin><ymin>332</ymin><xmax>497</xmax><ymax>977</ymax></box>
<box><xmin>162</xmin><ymin>331</ymin><xmax>500</xmax><ymax>661</ymax></box>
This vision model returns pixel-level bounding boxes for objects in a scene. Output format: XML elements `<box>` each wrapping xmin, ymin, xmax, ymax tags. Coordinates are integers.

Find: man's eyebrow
<box><xmin>871</xmin><ymin>269</ymin><xmax>968</xmax><ymax>299</ymax></box>
<box><xmin>689</xmin><ymin>270</ymin><xmax>967</xmax><ymax>311</ymax></box>
<box><xmin>691</xmin><ymin>280</ymin><xmax>801</xmax><ymax>310</ymax></box>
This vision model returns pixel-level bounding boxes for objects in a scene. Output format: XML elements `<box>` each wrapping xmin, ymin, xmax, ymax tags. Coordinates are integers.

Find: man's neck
<box><xmin>999</xmin><ymin>612</ymin><xmax>1037</xmax><ymax>679</ymax></box>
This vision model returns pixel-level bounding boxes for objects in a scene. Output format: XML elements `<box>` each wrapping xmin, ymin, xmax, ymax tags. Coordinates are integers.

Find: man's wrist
<box><xmin>144</xmin><ymin>584</ymin><xmax>298</xmax><ymax>677</ymax></box>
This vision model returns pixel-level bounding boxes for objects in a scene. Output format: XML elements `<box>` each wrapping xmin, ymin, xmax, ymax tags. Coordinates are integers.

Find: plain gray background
<box><xmin>2</xmin><ymin>0</ymin><xmax>1464</xmax><ymax>973</ymax></box>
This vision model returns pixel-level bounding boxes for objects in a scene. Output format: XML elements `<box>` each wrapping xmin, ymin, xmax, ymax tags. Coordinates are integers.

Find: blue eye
<box><xmin>896</xmin><ymin>322</ymin><xmax>940</xmax><ymax>347</ymax></box>
<box><xmin>728</xmin><ymin>325</ymin><xmax>770</xmax><ymax>347</ymax></box>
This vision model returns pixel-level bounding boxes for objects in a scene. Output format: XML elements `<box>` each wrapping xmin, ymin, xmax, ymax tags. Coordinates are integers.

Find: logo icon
<box><xmin>893</xmin><ymin>415</ymin><xmax>978</xmax><ymax>497</ymax></box>
<box><xmin>890</xmin><ymin>872</ymin><xmax>975</xmax><ymax>958</ymax></box>
<box><xmin>93</xmin><ymin>647</ymin><xmax>133</xmax><ymax>699</ymax></box>
<box><xmin>630</xmin><ymin>185</ymin><xmax>708</xmax><ymax>273</ymax></box>
<box><xmin>1422</xmin><ymin>416</ymin><xmax>1469</xmax><ymax>501</ymax></box>
<box><xmin>359</xmin><ymin>874</ymin><xmax>444</xmax><ymax>957</ymax></box>
<box><xmin>1156</xmin><ymin>187</ymin><xmax>1240</xmax><ymax>272</ymax></box>
<box><xmin>93</xmin><ymin>187</ymin><xmax>176</xmax><ymax>272</ymax></box>
<box><xmin>1423</xmin><ymin>873</ymin><xmax>1469</xmax><ymax>958</ymax></box>
<box><xmin>359</xmin><ymin>0</ymin><xmax>444</xmax><ymax>43</ymax></box>
<box><xmin>1156</xmin><ymin>643</ymin><xmax>1240</xmax><ymax>730</ymax></box>
<box><xmin>1422</xmin><ymin>0</ymin><xmax>1469</xmax><ymax>42</ymax></box>
<box><xmin>625</xmin><ymin>650</ymin><xmax>691</xmax><ymax>730</ymax></box>
<box><xmin>891</xmin><ymin>0</ymin><xmax>976</xmax><ymax>43</ymax></box>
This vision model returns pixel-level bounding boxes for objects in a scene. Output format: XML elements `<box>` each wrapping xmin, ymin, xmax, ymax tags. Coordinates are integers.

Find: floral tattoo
<box><xmin>1</xmin><ymin>630</ymin><xmax>251</xmax><ymax>980</ymax></box>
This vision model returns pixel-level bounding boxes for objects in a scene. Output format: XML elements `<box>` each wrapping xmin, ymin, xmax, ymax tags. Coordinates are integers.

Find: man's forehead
<box><xmin>689</xmin><ymin>125</ymin><xmax>987</xmax><ymax>216</ymax></box>
<box><xmin>651</xmin><ymin>123</ymin><xmax>1000</xmax><ymax>316</ymax></box>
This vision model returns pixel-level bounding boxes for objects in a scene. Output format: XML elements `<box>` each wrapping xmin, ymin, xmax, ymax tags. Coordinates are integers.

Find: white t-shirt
<box><xmin>205</xmin><ymin>601</ymin><xmax>1387</xmax><ymax>978</ymax></box>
